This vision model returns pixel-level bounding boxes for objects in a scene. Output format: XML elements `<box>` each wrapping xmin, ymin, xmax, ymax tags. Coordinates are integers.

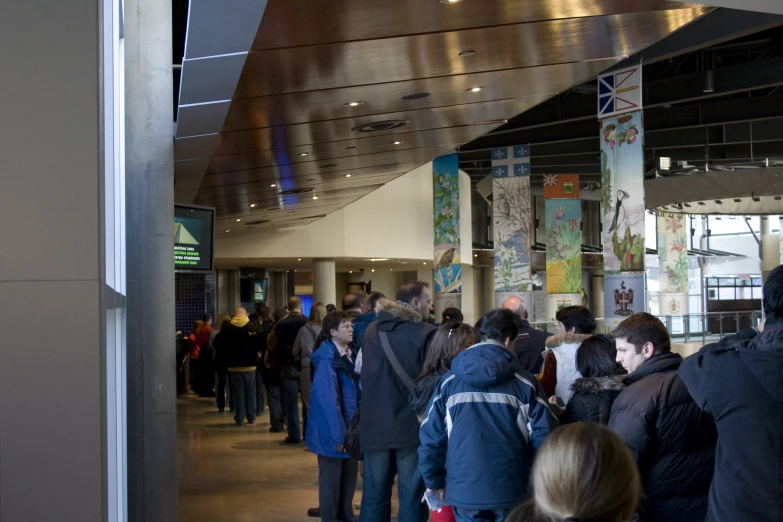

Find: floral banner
<box><xmin>600</xmin><ymin>111</ymin><xmax>645</xmax><ymax>272</ymax></box>
<box><xmin>492</xmin><ymin>145</ymin><xmax>532</xmax><ymax>295</ymax></box>
<box><xmin>433</xmin><ymin>154</ymin><xmax>461</xmax><ymax>293</ymax></box>
<box><xmin>657</xmin><ymin>214</ymin><xmax>688</xmax><ymax>294</ymax></box>
<box><xmin>545</xmin><ymin>199</ymin><xmax>582</xmax><ymax>294</ymax></box>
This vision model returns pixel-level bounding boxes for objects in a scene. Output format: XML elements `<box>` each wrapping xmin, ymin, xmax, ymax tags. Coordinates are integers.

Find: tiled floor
<box><xmin>177</xmin><ymin>395</ymin><xmax>378</xmax><ymax>522</ymax></box>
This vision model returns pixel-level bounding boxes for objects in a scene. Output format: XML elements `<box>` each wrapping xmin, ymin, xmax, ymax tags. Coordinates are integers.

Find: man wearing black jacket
<box><xmin>679</xmin><ymin>264</ymin><xmax>783</xmax><ymax>522</ymax></box>
<box><xmin>216</xmin><ymin>307</ymin><xmax>259</xmax><ymax>426</ymax></box>
<box><xmin>359</xmin><ymin>281</ymin><xmax>436</xmax><ymax>522</ymax></box>
<box><xmin>502</xmin><ymin>296</ymin><xmax>551</xmax><ymax>374</ymax></box>
<box><xmin>609</xmin><ymin>313</ymin><xmax>716</xmax><ymax>522</ymax></box>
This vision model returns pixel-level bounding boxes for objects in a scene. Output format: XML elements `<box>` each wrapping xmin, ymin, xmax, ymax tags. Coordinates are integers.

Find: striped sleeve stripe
<box><xmin>514</xmin><ymin>373</ymin><xmax>558</xmax><ymax>421</ymax></box>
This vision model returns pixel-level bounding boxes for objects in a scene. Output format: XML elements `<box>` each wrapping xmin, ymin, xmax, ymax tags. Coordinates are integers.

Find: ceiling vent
<box><xmin>278</xmin><ymin>187</ymin><xmax>313</xmax><ymax>196</ymax></box>
<box><xmin>401</xmin><ymin>92</ymin><xmax>430</xmax><ymax>100</ymax></box>
<box><xmin>351</xmin><ymin>120</ymin><xmax>409</xmax><ymax>132</ymax></box>
<box><xmin>245</xmin><ymin>220</ymin><xmax>270</xmax><ymax>226</ymax></box>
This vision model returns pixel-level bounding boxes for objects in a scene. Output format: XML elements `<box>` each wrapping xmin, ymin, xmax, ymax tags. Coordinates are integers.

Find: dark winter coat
<box><xmin>418</xmin><ymin>341</ymin><xmax>559</xmax><ymax>510</ymax></box>
<box><xmin>360</xmin><ymin>301</ymin><xmax>437</xmax><ymax>450</ymax></box>
<box><xmin>269</xmin><ymin>312</ymin><xmax>308</xmax><ymax>378</ymax></box>
<box><xmin>512</xmin><ymin>320</ymin><xmax>552</xmax><ymax>374</ymax></box>
<box><xmin>609</xmin><ymin>352</ymin><xmax>717</xmax><ymax>522</ymax></box>
<box><xmin>680</xmin><ymin>326</ymin><xmax>783</xmax><ymax>522</ymax></box>
<box><xmin>215</xmin><ymin>320</ymin><xmax>258</xmax><ymax>370</ymax></box>
<box><xmin>306</xmin><ymin>340</ymin><xmax>359</xmax><ymax>459</ymax></box>
<box><xmin>560</xmin><ymin>376</ymin><xmax>624</xmax><ymax>425</ymax></box>
<box><xmin>351</xmin><ymin>312</ymin><xmax>376</xmax><ymax>353</ymax></box>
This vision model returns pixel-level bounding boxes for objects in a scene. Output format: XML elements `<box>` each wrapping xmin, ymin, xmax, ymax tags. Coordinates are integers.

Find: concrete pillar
<box><xmin>418</xmin><ymin>268</ymin><xmax>435</xmax><ymax>289</ymax></box>
<box><xmin>592</xmin><ymin>273</ymin><xmax>605</xmax><ymax>322</ymax></box>
<box><xmin>761</xmin><ymin>216</ymin><xmax>781</xmax><ymax>282</ymax></box>
<box><xmin>124</xmin><ymin>0</ymin><xmax>178</xmax><ymax>519</ymax></box>
<box><xmin>313</xmin><ymin>259</ymin><xmax>337</xmax><ymax>306</ymax></box>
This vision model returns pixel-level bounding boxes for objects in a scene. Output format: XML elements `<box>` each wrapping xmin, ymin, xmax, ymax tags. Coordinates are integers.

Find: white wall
<box><xmin>216</xmin><ymin>162</ymin><xmax>436</xmax><ymax>261</ymax></box>
<box><xmin>0</xmin><ymin>0</ymin><xmax>106</xmax><ymax>520</ymax></box>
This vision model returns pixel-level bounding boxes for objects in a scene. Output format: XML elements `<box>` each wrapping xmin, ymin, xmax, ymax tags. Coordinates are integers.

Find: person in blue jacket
<box><xmin>418</xmin><ymin>308</ymin><xmax>559</xmax><ymax>522</ymax></box>
<box><xmin>306</xmin><ymin>311</ymin><xmax>360</xmax><ymax>522</ymax></box>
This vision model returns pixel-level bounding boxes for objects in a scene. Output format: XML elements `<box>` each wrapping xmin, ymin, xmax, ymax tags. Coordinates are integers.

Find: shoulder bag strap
<box><xmin>379</xmin><ymin>331</ymin><xmax>415</xmax><ymax>392</ymax></box>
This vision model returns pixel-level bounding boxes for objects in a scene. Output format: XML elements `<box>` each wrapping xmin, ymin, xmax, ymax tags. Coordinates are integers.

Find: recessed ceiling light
<box><xmin>344</xmin><ymin>101</ymin><xmax>364</xmax><ymax>107</ymax></box>
<box><xmin>467</xmin><ymin>86</ymin><xmax>484</xmax><ymax>93</ymax></box>
<box><xmin>390</xmin><ymin>268</ymin><xmax>393</xmax><ymax>271</ymax></box>
<box><xmin>474</xmin><ymin>254</ymin><xmax>478</xmax><ymax>257</ymax></box>
<box><xmin>250</xmin><ymin>203</ymin><xmax>257</xmax><ymax>208</ymax></box>
<box><xmin>236</xmin><ymin>218</ymin><xmax>241</xmax><ymax>222</ymax></box>
<box><xmin>459</xmin><ymin>50</ymin><xmax>476</xmax><ymax>57</ymax></box>
<box><xmin>298</xmin><ymin>258</ymin><xmax>301</xmax><ymax>261</ymax></box>
<box><xmin>423</xmin><ymin>262</ymin><xmax>427</xmax><ymax>266</ymax></box>
<box><xmin>345</xmin><ymin>173</ymin><xmax>352</xmax><ymax>178</ymax></box>
<box><xmin>391</xmin><ymin>140</ymin><xmax>404</xmax><ymax>145</ymax></box>
<box><xmin>349</xmin><ymin>271</ymin><xmax>353</xmax><ymax>274</ymax></box>
<box><xmin>299</xmin><ymin>152</ymin><xmax>309</xmax><ymax>157</ymax></box>
<box><xmin>370</xmin><ymin>259</ymin><xmax>389</xmax><ymax>262</ymax></box>
<box><xmin>271</xmin><ymin>183</ymin><xmax>277</xmax><ymax>187</ymax></box>
<box><xmin>371</xmin><ymin>269</ymin><xmax>375</xmax><ymax>273</ymax></box>
<box><xmin>439</xmin><ymin>0</ymin><xmax>462</xmax><ymax>3</ymax></box>
<box><xmin>313</xmin><ymin>195</ymin><xmax>319</xmax><ymax>200</ymax></box>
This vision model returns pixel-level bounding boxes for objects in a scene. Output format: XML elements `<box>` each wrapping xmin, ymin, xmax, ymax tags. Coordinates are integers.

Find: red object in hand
<box><xmin>431</xmin><ymin>506</ymin><xmax>455</xmax><ymax>522</ymax></box>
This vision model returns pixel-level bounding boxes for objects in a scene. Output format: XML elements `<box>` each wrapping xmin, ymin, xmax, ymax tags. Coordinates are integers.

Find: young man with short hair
<box><xmin>679</xmin><ymin>264</ymin><xmax>783</xmax><ymax>522</ymax></box>
<box><xmin>609</xmin><ymin>312</ymin><xmax>716</xmax><ymax>522</ymax></box>
<box><xmin>419</xmin><ymin>309</ymin><xmax>557</xmax><ymax>521</ymax></box>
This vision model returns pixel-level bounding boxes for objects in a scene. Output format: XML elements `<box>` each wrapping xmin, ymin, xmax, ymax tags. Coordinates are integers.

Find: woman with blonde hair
<box><xmin>531</xmin><ymin>422</ymin><xmax>640</xmax><ymax>522</ymax></box>
<box><xmin>293</xmin><ymin>301</ymin><xmax>327</xmax><ymax>435</ymax></box>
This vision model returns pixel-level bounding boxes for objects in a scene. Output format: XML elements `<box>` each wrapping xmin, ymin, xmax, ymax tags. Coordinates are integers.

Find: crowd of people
<box><xmin>184</xmin><ymin>265</ymin><xmax>783</xmax><ymax>522</ymax></box>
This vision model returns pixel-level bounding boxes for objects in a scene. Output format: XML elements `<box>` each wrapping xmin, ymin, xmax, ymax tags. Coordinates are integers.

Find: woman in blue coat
<box><xmin>306</xmin><ymin>311</ymin><xmax>360</xmax><ymax>522</ymax></box>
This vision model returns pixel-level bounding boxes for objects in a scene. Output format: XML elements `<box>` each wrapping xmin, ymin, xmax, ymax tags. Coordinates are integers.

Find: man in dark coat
<box><xmin>679</xmin><ymin>264</ymin><xmax>783</xmax><ymax>522</ymax></box>
<box><xmin>215</xmin><ymin>307</ymin><xmax>259</xmax><ymax>426</ymax></box>
<box><xmin>609</xmin><ymin>312</ymin><xmax>716</xmax><ymax>522</ymax></box>
<box><xmin>359</xmin><ymin>281</ymin><xmax>436</xmax><ymax>522</ymax></box>
<box><xmin>352</xmin><ymin>291</ymin><xmax>385</xmax><ymax>353</ymax></box>
<box><xmin>501</xmin><ymin>296</ymin><xmax>551</xmax><ymax>373</ymax></box>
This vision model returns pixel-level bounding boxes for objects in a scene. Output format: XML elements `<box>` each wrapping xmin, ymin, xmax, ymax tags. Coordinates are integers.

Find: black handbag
<box><xmin>343</xmin><ymin>409</ymin><xmax>363</xmax><ymax>461</ymax></box>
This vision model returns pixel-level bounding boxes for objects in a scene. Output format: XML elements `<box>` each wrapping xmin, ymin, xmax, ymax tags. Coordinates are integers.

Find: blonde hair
<box><xmin>216</xmin><ymin>313</ymin><xmax>231</xmax><ymax>330</ymax></box>
<box><xmin>533</xmin><ymin>423</ymin><xmax>640</xmax><ymax>522</ymax></box>
<box><xmin>309</xmin><ymin>302</ymin><xmax>327</xmax><ymax>326</ymax></box>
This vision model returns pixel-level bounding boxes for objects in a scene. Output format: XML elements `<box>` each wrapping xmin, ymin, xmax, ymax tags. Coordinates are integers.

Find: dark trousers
<box><xmin>282</xmin><ymin>377</ymin><xmax>302</xmax><ymax>440</ymax></box>
<box><xmin>255</xmin><ymin>369</ymin><xmax>266</xmax><ymax>416</ymax></box>
<box><xmin>453</xmin><ymin>508</ymin><xmax>511</xmax><ymax>522</ymax></box>
<box><xmin>360</xmin><ymin>447</ymin><xmax>428</xmax><ymax>522</ymax></box>
<box><xmin>318</xmin><ymin>455</ymin><xmax>358</xmax><ymax>522</ymax></box>
<box><xmin>216</xmin><ymin>370</ymin><xmax>233</xmax><ymax>411</ymax></box>
<box><xmin>230</xmin><ymin>371</ymin><xmax>256</xmax><ymax>425</ymax></box>
<box><xmin>266</xmin><ymin>384</ymin><xmax>284</xmax><ymax>430</ymax></box>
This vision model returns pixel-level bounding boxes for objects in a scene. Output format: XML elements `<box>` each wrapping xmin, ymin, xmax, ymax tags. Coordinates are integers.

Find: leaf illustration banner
<box><xmin>492</xmin><ymin>145</ymin><xmax>532</xmax><ymax>294</ymax></box>
<box><xmin>545</xmin><ymin>199</ymin><xmax>582</xmax><ymax>294</ymax></box>
<box><xmin>657</xmin><ymin>214</ymin><xmax>688</xmax><ymax>294</ymax></box>
<box><xmin>433</xmin><ymin>154</ymin><xmax>461</xmax><ymax>293</ymax></box>
<box><xmin>600</xmin><ymin>111</ymin><xmax>645</xmax><ymax>273</ymax></box>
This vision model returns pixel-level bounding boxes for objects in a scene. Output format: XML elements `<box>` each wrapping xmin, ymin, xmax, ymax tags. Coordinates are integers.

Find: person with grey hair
<box><xmin>502</xmin><ymin>296</ymin><xmax>552</xmax><ymax>374</ymax></box>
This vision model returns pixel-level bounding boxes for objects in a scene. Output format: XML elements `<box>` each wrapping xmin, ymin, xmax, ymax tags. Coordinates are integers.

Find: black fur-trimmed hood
<box><xmin>570</xmin><ymin>375</ymin><xmax>625</xmax><ymax>395</ymax></box>
<box><xmin>378</xmin><ymin>299</ymin><xmax>423</xmax><ymax>324</ymax></box>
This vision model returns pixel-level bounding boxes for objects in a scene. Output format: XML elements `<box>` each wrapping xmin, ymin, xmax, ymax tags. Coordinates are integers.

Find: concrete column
<box><xmin>124</xmin><ymin>0</ymin><xmax>177</xmax><ymax>519</ymax></box>
<box><xmin>417</xmin><ymin>268</ymin><xmax>435</xmax><ymax>289</ymax></box>
<box><xmin>592</xmin><ymin>273</ymin><xmax>605</xmax><ymax>322</ymax></box>
<box><xmin>760</xmin><ymin>216</ymin><xmax>780</xmax><ymax>282</ymax></box>
<box><xmin>313</xmin><ymin>259</ymin><xmax>337</xmax><ymax>306</ymax></box>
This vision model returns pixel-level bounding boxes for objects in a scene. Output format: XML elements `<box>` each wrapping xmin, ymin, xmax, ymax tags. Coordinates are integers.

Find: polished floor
<box><xmin>178</xmin><ymin>395</ymin><xmax>392</xmax><ymax>522</ymax></box>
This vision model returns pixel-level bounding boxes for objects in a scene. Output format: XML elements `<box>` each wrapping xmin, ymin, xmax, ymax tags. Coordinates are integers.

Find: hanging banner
<box><xmin>604</xmin><ymin>272</ymin><xmax>646</xmax><ymax>329</ymax></box>
<box><xmin>600</xmin><ymin>111</ymin><xmax>645</xmax><ymax>272</ymax></box>
<box><xmin>433</xmin><ymin>154</ymin><xmax>462</xmax><ymax>294</ymax></box>
<box><xmin>657</xmin><ymin>213</ymin><xmax>689</xmax><ymax>317</ymax></box>
<box><xmin>543</xmin><ymin>174</ymin><xmax>580</xmax><ymax>200</ymax></box>
<box><xmin>545</xmin><ymin>199</ymin><xmax>582</xmax><ymax>294</ymax></box>
<box><xmin>545</xmin><ymin>294</ymin><xmax>583</xmax><ymax>322</ymax></box>
<box><xmin>598</xmin><ymin>65</ymin><xmax>642</xmax><ymax>118</ymax></box>
<box><xmin>492</xmin><ymin>145</ymin><xmax>532</xmax><ymax>300</ymax></box>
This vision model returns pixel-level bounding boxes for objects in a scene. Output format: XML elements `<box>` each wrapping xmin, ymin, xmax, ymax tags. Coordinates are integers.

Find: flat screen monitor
<box><xmin>174</xmin><ymin>204</ymin><xmax>215</xmax><ymax>272</ymax></box>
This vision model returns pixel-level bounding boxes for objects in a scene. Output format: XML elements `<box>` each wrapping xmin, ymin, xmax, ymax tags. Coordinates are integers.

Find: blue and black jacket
<box><xmin>418</xmin><ymin>341</ymin><xmax>558</xmax><ymax>510</ymax></box>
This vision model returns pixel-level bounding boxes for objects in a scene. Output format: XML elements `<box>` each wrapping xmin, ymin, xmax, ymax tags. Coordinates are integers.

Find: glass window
<box><xmin>708</xmin><ymin>288</ymin><xmax>719</xmax><ymax>300</ymax></box>
<box><xmin>719</xmin><ymin>278</ymin><xmax>736</xmax><ymax>287</ymax></box>
<box><xmin>752</xmin><ymin>277</ymin><xmax>762</xmax><ymax>287</ymax></box>
<box><xmin>753</xmin><ymin>287</ymin><xmax>763</xmax><ymax>299</ymax></box>
<box><xmin>719</xmin><ymin>287</ymin><xmax>736</xmax><ymax>300</ymax></box>
<box><xmin>737</xmin><ymin>287</ymin><xmax>754</xmax><ymax>299</ymax></box>
<box><xmin>707</xmin><ymin>278</ymin><xmax>719</xmax><ymax>286</ymax></box>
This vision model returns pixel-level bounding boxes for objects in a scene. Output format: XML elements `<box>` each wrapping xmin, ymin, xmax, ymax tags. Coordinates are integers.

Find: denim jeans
<box><xmin>230</xmin><ymin>371</ymin><xmax>256</xmax><ymax>426</ymax></box>
<box><xmin>360</xmin><ymin>447</ymin><xmax>428</xmax><ymax>522</ymax></box>
<box><xmin>255</xmin><ymin>369</ymin><xmax>266</xmax><ymax>416</ymax></box>
<box><xmin>281</xmin><ymin>377</ymin><xmax>302</xmax><ymax>441</ymax></box>
<box><xmin>453</xmin><ymin>508</ymin><xmax>510</xmax><ymax>522</ymax></box>
<box><xmin>266</xmin><ymin>384</ymin><xmax>284</xmax><ymax>430</ymax></box>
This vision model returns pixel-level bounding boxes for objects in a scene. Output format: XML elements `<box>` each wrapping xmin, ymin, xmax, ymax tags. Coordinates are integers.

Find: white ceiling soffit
<box><xmin>672</xmin><ymin>0</ymin><xmax>783</xmax><ymax>14</ymax></box>
<box><xmin>174</xmin><ymin>0</ymin><xmax>269</xmax><ymax>203</ymax></box>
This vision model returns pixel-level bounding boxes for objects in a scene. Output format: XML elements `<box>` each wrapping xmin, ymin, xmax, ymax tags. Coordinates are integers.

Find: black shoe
<box><xmin>284</xmin><ymin>437</ymin><xmax>302</xmax><ymax>444</ymax></box>
<box><xmin>307</xmin><ymin>507</ymin><xmax>320</xmax><ymax>518</ymax></box>
<box><xmin>248</xmin><ymin>420</ymin><xmax>255</xmax><ymax>425</ymax></box>
<box><xmin>218</xmin><ymin>408</ymin><xmax>224</xmax><ymax>413</ymax></box>
<box><xmin>269</xmin><ymin>426</ymin><xmax>284</xmax><ymax>433</ymax></box>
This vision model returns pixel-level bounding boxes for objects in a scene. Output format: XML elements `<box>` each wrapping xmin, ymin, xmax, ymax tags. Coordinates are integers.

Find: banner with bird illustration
<box><xmin>545</xmin><ymin>199</ymin><xmax>582</xmax><ymax>293</ymax></box>
<box><xmin>433</xmin><ymin>154</ymin><xmax>462</xmax><ymax>293</ymax></box>
<box><xmin>492</xmin><ymin>145</ymin><xmax>532</xmax><ymax>297</ymax></box>
<box><xmin>600</xmin><ymin>111</ymin><xmax>645</xmax><ymax>272</ymax></box>
<box><xmin>657</xmin><ymin>213</ymin><xmax>689</xmax><ymax>317</ymax></box>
